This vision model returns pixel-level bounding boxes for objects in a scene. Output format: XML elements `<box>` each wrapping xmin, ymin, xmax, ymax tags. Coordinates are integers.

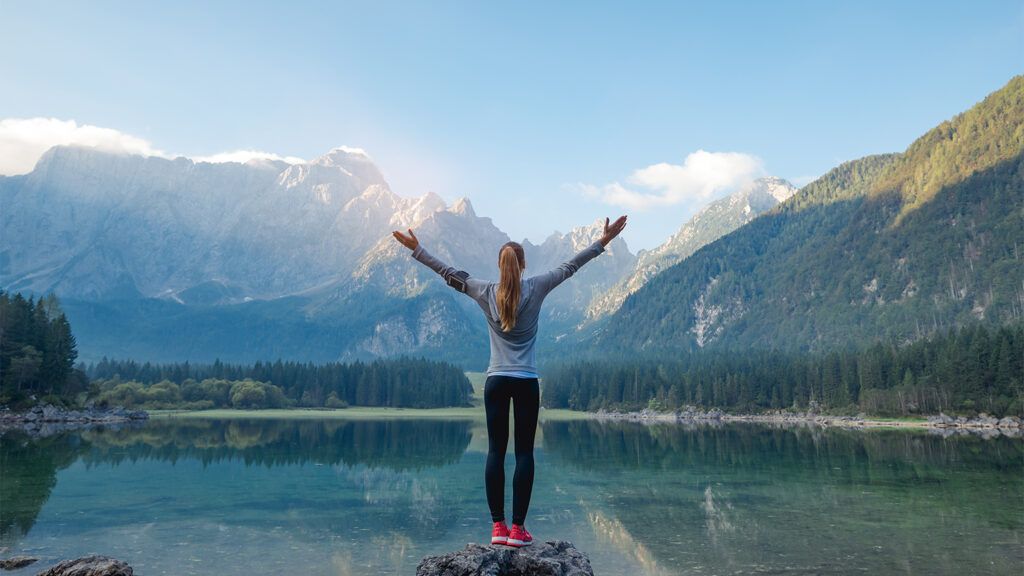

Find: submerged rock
<box><xmin>417</xmin><ymin>540</ymin><xmax>593</xmax><ymax>576</ymax></box>
<box><xmin>35</xmin><ymin>555</ymin><xmax>132</xmax><ymax>576</ymax></box>
<box><xmin>0</xmin><ymin>555</ymin><xmax>38</xmax><ymax>570</ymax></box>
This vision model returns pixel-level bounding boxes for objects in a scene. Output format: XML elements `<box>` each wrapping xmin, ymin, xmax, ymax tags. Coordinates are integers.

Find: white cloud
<box><xmin>331</xmin><ymin>145</ymin><xmax>369</xmax><ymax>157</ymax></box>
<box><xmin>0</xmin><ymin>117</ymin><xmax>308</xmax><ymax>175</ymax></box>
<box><xmin>789</xmin><ymin>174</ymin><xmax>819</xmax><ymax>188</ymax></box>
<box><xmin>573</xmin><ymin>150</ymin><xmax>765</xmax><ymax>211</ymax></box>
<box><xmin>0</xmin><ymin>117</ymin><xmax>168</xmax><ymax>175</ymax></box>
<box><xmin>193</xmin><ymin>150</ymin><xmax>305</xmax><ymax>165</ymax></box>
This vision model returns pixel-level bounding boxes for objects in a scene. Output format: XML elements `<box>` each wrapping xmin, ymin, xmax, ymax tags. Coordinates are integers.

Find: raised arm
<box><xmin>392</xmin><ymin>228</ymin><xmax>487</xmax><ymax>301</ymax></box>
<box><xmin>530</xmin><ymin>215</ymin><xmax>627</xmax><ymax>295</ymax></box>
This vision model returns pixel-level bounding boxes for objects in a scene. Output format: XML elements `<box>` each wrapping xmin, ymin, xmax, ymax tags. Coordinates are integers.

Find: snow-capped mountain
<box><xmin>1</xmin><ymin>144</ymin><xmax>798</xmax><ymax>364</ymax></box>
<box><xmin>0</xmin><ymin>145</ymin><xmax>639</xmax><ymax>364</ymax></box>
<box><xmin>585</xmin><ymin>177</ymin><xmax>797</xmax><ymax>320</ymax></box>
<box><xmin>1</xmin><ymin>145</ymin><xmax>414</xmax><ymax>301</ymax></box>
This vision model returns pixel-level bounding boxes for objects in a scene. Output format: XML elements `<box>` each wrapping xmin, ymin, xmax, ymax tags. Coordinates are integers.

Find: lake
<box><xmin>1</xmin><ymin>417</ymin><xmax>1021</xmax><ymax>575</ymax></box>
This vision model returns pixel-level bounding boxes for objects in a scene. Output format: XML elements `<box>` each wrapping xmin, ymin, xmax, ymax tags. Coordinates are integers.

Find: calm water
<box><xmin>1</xmin><ymin>418</ymin><xmax>1021</xmax><ymax>575</ymax></box>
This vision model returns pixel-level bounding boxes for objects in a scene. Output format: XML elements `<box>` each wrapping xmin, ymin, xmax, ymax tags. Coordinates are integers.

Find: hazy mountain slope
<box><xmin>586</xmin><ymin>177</ymin><xmax>796</xmax><ymax>320</ymax></box>
<box><xmin>0</xmin><ymin>146</ymin><xmax>399</xmax><ymax>301</ymax></box>
<box><xmin>588</xmin><ymin>77</ymin><xmax>1024</xmax><ymax>355</ymax></box>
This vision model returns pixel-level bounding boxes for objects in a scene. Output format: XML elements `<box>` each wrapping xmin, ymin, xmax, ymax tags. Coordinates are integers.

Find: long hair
<box><xmin>496</xmin><ymin>241</ymin><xmax>525</xmax><ymax>332</ymax></box>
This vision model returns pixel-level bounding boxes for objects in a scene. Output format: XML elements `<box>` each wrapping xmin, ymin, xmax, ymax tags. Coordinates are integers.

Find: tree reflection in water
<box><xmin>0</xmin><ymin>418</ymin><xmax>471</xmax><ymax>548</ymax></box>
<box><xmin>540</xmin><ymin>420</ymin><xmax>1023</xmax><ymax>575</ymax></box>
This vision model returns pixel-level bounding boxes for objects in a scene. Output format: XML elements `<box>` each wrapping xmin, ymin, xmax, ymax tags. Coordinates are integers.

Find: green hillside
<box><xmin>593</xmin><ymin>76</ymin><xmax>1024</xmax><ymax>354</ymax></box>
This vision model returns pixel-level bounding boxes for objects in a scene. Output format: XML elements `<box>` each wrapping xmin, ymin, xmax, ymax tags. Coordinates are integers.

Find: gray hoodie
<box><xmin>411</xmin><ymin>240</ymin><xmax>605</xmax><ymax>376</ymax></box>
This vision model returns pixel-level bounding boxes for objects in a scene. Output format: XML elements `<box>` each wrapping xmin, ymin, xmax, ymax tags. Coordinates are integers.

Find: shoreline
<box><xmin>3</xmin><ymin>404</ymin><xmax>1021</xmax><ymax>437</ymax></box>
<box><xmin>591</xmin><ymin>407</ymin><xmax>1023</xmax><ymax>435</ymax></box>
<box><xmin>0</xmin><ymin>404</ymin><xmax>149</xmax><ymax>437</ymax></box>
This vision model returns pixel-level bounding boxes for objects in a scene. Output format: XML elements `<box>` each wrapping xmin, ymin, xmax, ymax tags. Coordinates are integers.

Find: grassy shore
<box><xmin>149</xmin><ymin>372</ymin><xmax>606</xmax><ymax>420</ymax></box>
<box><xmin>145</xmin><ymin>371</ymin><xmax>949</xmax><ymax>428</ymax></box>
<box><xmin>150</xmin><ymin>406</ymin><xmax>592</xmax><ymax>421</ymax></box>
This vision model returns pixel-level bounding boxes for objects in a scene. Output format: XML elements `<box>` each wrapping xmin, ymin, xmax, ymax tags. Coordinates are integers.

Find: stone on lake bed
<box><xmin>0</xmin><ymin>556</ymin><xmax>38</xmax><ymax>570</ymax></box>
<box><xmin>416</xmin><ymin>540</ymin><xmax>593</xmax><ymax>576</ymax></box>
<box><xmin>35</xmin><ymin>556</ymin><xmax>132</xmax><ymax>576</ymax></box>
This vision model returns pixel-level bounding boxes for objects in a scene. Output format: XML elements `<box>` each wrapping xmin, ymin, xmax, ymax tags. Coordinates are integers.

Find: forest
<box><xmin>86</xmin><ymin>355</ymin><xmax>472</xmax><ymax>409</ymax></box>
<box><xmin>543</xmin><ymin>322</ymin><xmax>1024</xmax><ymax>417</ymax></box>
<box><xmin>1</xmin><ymin>290</ymin><xmax>472</xmax><ymax>409</ymax></box>
<box><xmin>0</xmin><ymin>291</ymin><xmax>87</xmax><ymax>407</ymax></box>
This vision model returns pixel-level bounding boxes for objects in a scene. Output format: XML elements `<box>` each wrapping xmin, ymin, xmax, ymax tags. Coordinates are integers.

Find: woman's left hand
<box><xmin>599</xmin><ymin>215</ymin><xmax>628</xmax><ymax>247</ymax></box>
<box><xmin>392</xmin><ymin>228</ymin><xmax>419</xmax><ymax>251</ymax></box>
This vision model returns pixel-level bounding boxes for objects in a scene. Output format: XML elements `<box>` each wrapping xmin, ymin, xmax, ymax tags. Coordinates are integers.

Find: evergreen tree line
<box><xmin>86</xmin><ymin>356</ymin><xmax>472</xmax><ymax>409</ymax></box>
<box><xmin>542</xmin><ymin>322</ymin><xmax>1024</xmax><ymax>417</ymax></box>
<box><xmin>0</xmin><ymin>291</ymin><xmax>86</xmax><ymax>406</ymax></box>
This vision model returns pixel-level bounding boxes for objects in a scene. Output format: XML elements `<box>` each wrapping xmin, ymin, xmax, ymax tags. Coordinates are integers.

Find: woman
<box><xmin>393</xmin><ymin>215</ymin><xmax>627</xmax><ymax>548</ymax></box>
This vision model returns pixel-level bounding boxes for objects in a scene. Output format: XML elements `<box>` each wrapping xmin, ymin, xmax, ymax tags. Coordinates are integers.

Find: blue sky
<box><xmin>2</xmin><ymin>0</ymin><xmax>1021</xmax><ymax>249</ymax></box>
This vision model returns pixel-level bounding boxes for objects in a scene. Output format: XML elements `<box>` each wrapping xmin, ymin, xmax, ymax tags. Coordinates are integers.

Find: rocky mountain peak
<box><xmin>305</xmin><ymin>146</ymin><xmax>387</xmax><ymax>190</ymax></box>
<box><xmin>746</xmin><ymin>176</ymin><xmax>798</xmax><ymax>203</ymax></box>
<box><xmin>449</xmin><ymin>197</ymin><xmax>475</xmax><ymax>217</ymax></box>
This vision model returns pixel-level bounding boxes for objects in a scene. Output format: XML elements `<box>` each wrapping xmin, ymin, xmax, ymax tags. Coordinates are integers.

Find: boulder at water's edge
<box><xmin>416</xmin><ymin>540</ymin><xmax>593</xmax><ymax>576</ymax></box>
<box><xmin>35</xmin><ymin>556</ymin><xmax>132</xmax><ymax>576</ymax></box>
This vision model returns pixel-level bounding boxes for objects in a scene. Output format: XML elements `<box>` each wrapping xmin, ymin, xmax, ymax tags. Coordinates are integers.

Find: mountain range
<box><xmin>5</xmin><ymin>76</ymin><xmax>1019</xmax><ymax>367</ymax></box>
<box><xmin>1</xmin><ymin>141</ymin><xmax>791</xmax><ymax>365</ymax></box>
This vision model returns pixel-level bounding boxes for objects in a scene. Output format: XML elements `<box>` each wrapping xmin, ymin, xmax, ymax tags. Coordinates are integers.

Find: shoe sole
<box><xmin>491</xmin><ymin>537</ymin><xmax>508</xmax><ymax>545</ymax></box>
<box><xmin>506</xmin><ymin>538</ymin><xmax>532</xmax><ymax>547</ymax></box>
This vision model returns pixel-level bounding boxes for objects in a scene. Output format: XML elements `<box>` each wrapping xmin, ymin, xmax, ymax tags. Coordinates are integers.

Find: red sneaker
<box><xmin>490</xmin><ymin>521</ymin><xmax>510</xmax><ymax>545</ymax></box>
<box><xmin>507</xmin><ymin>524</ymin><xmax>533</xmax><ymax>547</ymax></box>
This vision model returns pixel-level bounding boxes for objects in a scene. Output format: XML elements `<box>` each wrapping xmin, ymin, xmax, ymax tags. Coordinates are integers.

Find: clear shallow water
<box><xmin>1</xmin><ymin>418</ymin><xmax>1021</xmax><ymax>575</ymax></box>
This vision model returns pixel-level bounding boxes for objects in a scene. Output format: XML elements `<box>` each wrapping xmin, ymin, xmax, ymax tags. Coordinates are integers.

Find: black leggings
<box><xmin>483</xmin><ymin>375</ymin><xmax>540</xmax><ymax>526</ymax></box>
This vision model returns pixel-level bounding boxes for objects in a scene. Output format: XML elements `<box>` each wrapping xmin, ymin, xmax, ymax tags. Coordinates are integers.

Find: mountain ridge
<box><xmin>584</xmin><ymin>76</ymin><xmax>1024</xmax><ymax>357</ymax></box>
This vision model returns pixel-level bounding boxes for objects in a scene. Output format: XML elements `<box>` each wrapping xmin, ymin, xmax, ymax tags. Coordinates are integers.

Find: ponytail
<box><xmin>497</xmin><ymin>242</ymin><xmax>524</xmax><ymax>332</ymax></box>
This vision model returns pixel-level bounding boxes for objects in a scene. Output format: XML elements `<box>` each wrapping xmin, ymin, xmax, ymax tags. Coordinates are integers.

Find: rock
<box><xmin>35</xmin><ymin>555</ymin><xmax>132</xmax><ymax>576</ymax></box>
<box><xmin>416</xmin><ymin>540</ymin><xmax>593</xmax><ymax>576</ymax></box>
<box><xmin>40</xmin><ymin>405</ymin><xmax>62</xmax><ymax>421</ymax></box>
<box><xmin>998</xmin><ymin>416</ymin><xmax>1021</xmax><ymax>429</ymax></box>
<box><xmin>0</xmin><ymin>555</ymin><xmax>38</xmax><ymax>570</ymax></box>
<box><xmin>977</xmin><ymin>415</ymin><xmax>1000</xmax><ymax>428</ymax></box>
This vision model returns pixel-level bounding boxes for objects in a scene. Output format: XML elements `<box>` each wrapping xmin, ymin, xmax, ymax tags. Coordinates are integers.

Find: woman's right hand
<box><xmin>392</xmin><ymin>228</ymin><xmax>419</xmax><ymax>251</ymax></box>
<box><xmin>599</xmin><ymin>215</ymin><xmax>628</xmax><ymax>247</ymax></box>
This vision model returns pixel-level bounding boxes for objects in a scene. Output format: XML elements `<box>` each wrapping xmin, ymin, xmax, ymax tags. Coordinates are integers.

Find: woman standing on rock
<box><xmin>393</xmin><ymin>215</ymin><xmax>627</xmax><ymax>547</ymax></box>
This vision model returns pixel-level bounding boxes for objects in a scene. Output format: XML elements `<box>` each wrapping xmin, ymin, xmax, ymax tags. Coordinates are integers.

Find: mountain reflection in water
<box><xmin>1</xmin><ymin>418</ymin><xmax>1020</xmax><ymax>575</ymax></box>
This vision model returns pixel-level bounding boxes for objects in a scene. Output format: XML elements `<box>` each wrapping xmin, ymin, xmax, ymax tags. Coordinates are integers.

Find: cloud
<box><xmin>573</xmin><ymin>150</ymin><xmax>765</xmax><ymax>211</ymax></box>
<box><xmin>789</xmin><ymin>174</ymin><xmax>819</xmax><ymax>188</ymax></box>
<box><xmin>331</xmin><ymin>145</ymin><xmax>369</xmax><ymax>157</ymax></box>
<box><xmin>192</xmin><ymin>150</ymin><xmax>305</xmax><ymax>165</ymax></box>
<box><xmin>0</xmin><ymin>117</ymin><xmax>167</xmax><ymax>175</ymax></box>
<box><xmin>0</xmin><ymin>117</ymin><xmax>306</xmax><ymax>175</ymax></box>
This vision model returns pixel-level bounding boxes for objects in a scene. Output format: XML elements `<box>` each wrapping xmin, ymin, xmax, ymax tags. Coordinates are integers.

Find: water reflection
<box><xmin>0</xmin><ymin>419</ymin><xmax>471</xmax><ymax>547</ymax></box>
<box><xmin>541</xmin><ymin>421</ymin><xmax>1024</xmax><ymax>575</ymax></box>
<box><xmin>76</xmin><ymin>418</ymin><xmax>472</xmax><ymax>470</ymax></box>
<box><xmin>1</xmin><ymin>418</ymin><xmax>1021</xmax><ymax>575</ymax></box>
<box><xmin>542</xmin><ymin>419</ymin><xmax>1024</xmax><ymax>478</ymax></box>
<box><xmin>0</xmin><ymin>434</ymin><xmax>81</xmax><ymax>544</ymax></box>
